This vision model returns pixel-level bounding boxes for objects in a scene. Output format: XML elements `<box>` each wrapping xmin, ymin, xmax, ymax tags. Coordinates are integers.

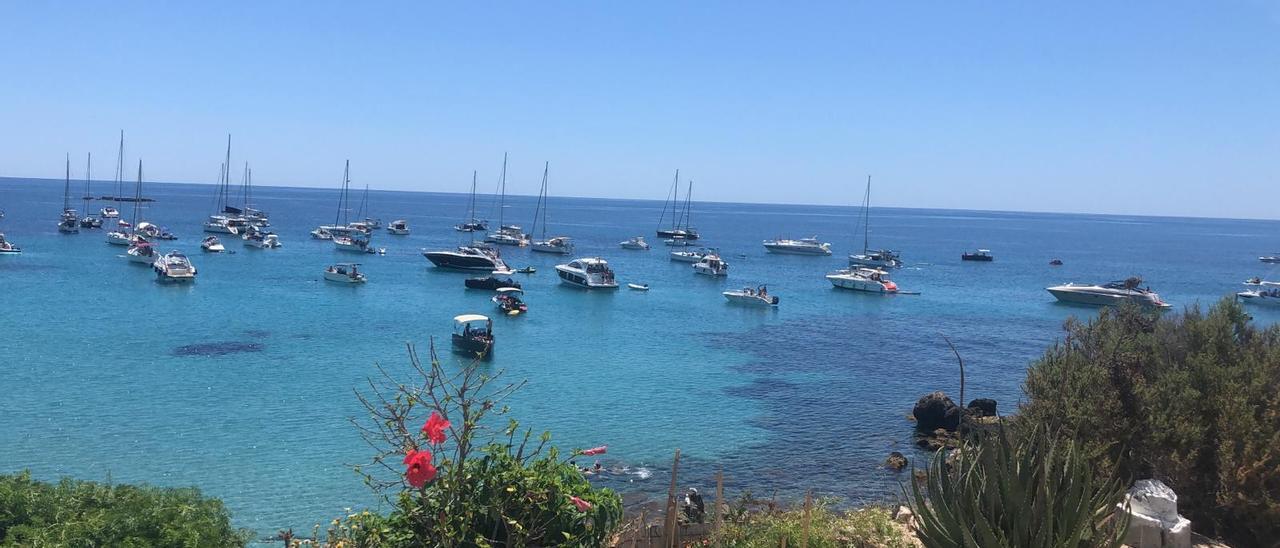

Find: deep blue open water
<box><xmin>2</xmin><ymin>176</ymin><xmax>1278</xmax><ymax>538</ymax></box>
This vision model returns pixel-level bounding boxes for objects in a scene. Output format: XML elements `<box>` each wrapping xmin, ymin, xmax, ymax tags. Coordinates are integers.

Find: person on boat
<box><xmin>759</xmin><ymin>285</ymin><xmax>768</xmax><ymax>297</ymax></box>
<box><xmin>1248</xmin><ymin>276</ymin><xmax>1262</xmax><ymax>284</ymax></box>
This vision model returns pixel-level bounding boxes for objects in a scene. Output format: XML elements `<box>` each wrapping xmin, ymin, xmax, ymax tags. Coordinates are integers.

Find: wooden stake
<box><xmin>663</xmin><ymin>449</ymin><xmax>682</xmax><ymax>548</ymax></box>
<box><xmin>714</xmin><ymin>467</ymin><xmax>724</xmax><ymax>547</ymax></box>
<box><xmin>801</xmin><ymin>490</ymin><xmax>812</xmax><ymax>548</ymax></box>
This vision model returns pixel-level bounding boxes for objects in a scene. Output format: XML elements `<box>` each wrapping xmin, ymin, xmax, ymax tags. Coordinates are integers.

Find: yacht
<box><xmin>1237</xmin><ymin>288</ymin><xmax>1280</xmax><ymax>307</ymax></box>
<box><xmin>492</xmin><ymin>288</ymin><xmax>527</xmax><ymax>316</ymax></box>
<box><xmin>153</xmin><ymin>250</ymin><xmax>197</xmax><ymax>282</ymax></box>
<box><xmin>136</xmin><ymin>222</ymin><xmax>176</xmax><ymax>241</ymax></box>
<box><xmin>763</xmin><ymin>237</ymin><xmax>832</xmax><ymax>255</ymax></box>
<box><xmin>483</xmin><ymin>154</ymin><xmax>527</xmax><ymax>246</ymax></box>
<box><xmin>620</xmin><ymin>236</ymin><xmax>650</xmax><ymax>250</ymax></box>
<box><xmin>100</xmin><ymin>207</ymin><xmax>120</xmax><ymax>219</ymax></box>
<box><xmin>1261</xmin><ymin>255</ymin><xmax>1280</xmax><ymax>264</ymax></box>
<box><xmin>78</xmin><ymin>215</ymin><xmax>102</xmax><ymax>229</ymax></box>
<box><xmin>105</xmin><ymin>229</ymin><xmax>134</xmax><ymax>246</ymax></box>
<box><xmin>333</xmin><ymin>233</ymin><xmax>369</xmax><ymax>253</ymax></box>
<box><xmin>423</xmin><ymin>246</ymin><xmax>510</xmax><ymax>272</ymax></box>
<box><xmin>531</xmin><ymin>236</ymin><xmax>574</xmax><ymax>254</ymax></box>
<box><xmin>386</xmin><ymin>220</ymin><xmax>410</xmax><ymax>235</ymax></box>
<box><xmin>206</xmin><ymin>137</ymin><xmax>250</xmax><ymax>234</ymax></box>
<box><xmin>204</xmin><ymin>215</ymin><xmax>246</xmax><ymax>235</ymax></box>
<box><xmin>452</xmin><ymin>314</ymin><xmax>494</xmax><ymax>360</ymax></box>
<box><xmin>126</xmin><ymin>241</ymin><xmax>159</xmax><ymax>264</ymax></box>
<box><xmin>670</xmin><ymin>248</ymin><xmax>708</xmax><ymax>263</ymax></box>
<box><xmin>528</xmin><ymin>162</ymin><xmax>574</xmax><ymax>254</ymax></box>
<box><xmin>827</xmin><ymin>267</ymin><xmax>899</xmax><ymax>293</ymax></box>
<box><xmin>57</xmin><ymin>156</ymin><xmax>80</xmax><ymax>234</ymax></box>
<box><xmin>692</xmin><ymin>253</ymin><xmax>729</xmax><ymax>276</ymax></box>
<box><xmin>1045</xmin><ymin>279</ymin><xmax>1170</xmax><ymax>309</ymax></box>
<box><xmin>962</xmin><ymin>249</ymin><xmax>994</xmax><ymax>262</ymax></box>
<box><xmin>324</xmin><ymin>262</ymin><xmax>367</xmax><ymax>284</ymax></box>
<box><xmin>243</xmin><ymin>227</ymin><xmax>282</xmax><ymax>249</ymax></box>
<box><xmin>0</xmin><ymin>233</ymin><xmax>21</xmax><ymax>254</ymax></box>
<box><xmin>78</xmin><ymin>153</ymin><xmax>102</xmax><ymax>229</ymax></box>
<box><xmin>846</xmin><ymin>176</ymin><xmax>901</xmax><ymax>268</ymax></box>
<box><xmin>200</xmin><ymin>235</ymin><xmax>225</xmax><ymax>253</ymax></box>
<box><xmin>1244</xmin><ymin>277</ymin><xmax>1280</xmax><ymax>288</ymax></box>
<box><xmin>655</xmin><ymin>170</ymin><xmax>699</xmax><ymax>240</ymax></box>
<box><xmin>456</xmin><ymin>220</ymin><xmax>488</xmax><ymax>232</ymax></box>
<box><xmin>723</xmin><ymin>285</ymin><xmax>779</xmax><ymax>306</ymax></box>
<box><xmin>556</xmin><ymin>257</ymin><xmax>619</xmax><ymax>289</ymax></box>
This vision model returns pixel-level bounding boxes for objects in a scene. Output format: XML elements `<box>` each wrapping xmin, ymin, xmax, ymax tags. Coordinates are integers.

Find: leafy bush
<box><xmin>712</xmin><ymin>501</ymin><xmax>912</xmax><ymax>548</ymax></box>
<box><xmin>1019</xmin><ymin>299</ymin><xmax>1280</xmax><ymax>546</ymax></box>
<box><xmin>0</xmin><ymin>470</ymin><xmax>250</xmax><ymax>547</ymax></box>
<box><xmin>907</xmin><ymin>426</ymin><xmax>1127</xmax><ymax>548</ymax></box>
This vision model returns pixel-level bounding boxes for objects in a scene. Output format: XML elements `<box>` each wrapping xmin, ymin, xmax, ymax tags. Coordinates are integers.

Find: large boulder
<box><xmin>966</xmin><ymin>398</ymin><xmax>998</xmax><ymax>417</ymax></box>
<box><xmin>913</xmin><ymin>391</ymin><xmax>961</xmax><ymax>431</ymax></box>
<box><xmin>884</xmin><ymin>451</ymin><xmax>908</xmax><ymax>471</ymax></box>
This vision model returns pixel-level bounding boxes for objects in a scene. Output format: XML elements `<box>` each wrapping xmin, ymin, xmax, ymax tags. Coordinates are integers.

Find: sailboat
<box><xmin>104</xmin><ymin>136</ymin><xmax>135</xmax><ymax>245</ymax></box>
<box><xmin>656</xmin><ymin>171</ymin><xmax>699</xmax><ymax>241</ymax></box>
<box><xmin>204</xmin><ymin>136</ymin><xmax>247</xmax><ymax>235</ymax></box>
<box><xmin>78</xmin><ymin>153</ymin><xmax>102</xmax><ymax>228</ymax></box>
<box><xmin>241</xmin><ymin>166</ymin><xmax>270</xmax><ymax>227</ymax></box>
<box><xmin>126</xmin><ymin>161</ymin><xmax>159</xmax><ymax>264</ymax></box>
<box><xmin>454</xmin><ymin>171</ymin><xmax>488</xmax><ymax>232</ymax></box>
<box><xmin>484</xmin><ymin>153</ymin><xmax>527</xmax><ymax>246</ymax></box>
<box><xmin>331</xmin><ymin>161</ymin><xmax>374</xmax><ymax>252</ymax></box>
<box><xmin>847</xmin><ymin>175</ymin><xmax>901</xmax><ymax>269</ymax></box>
<box><xmin>98</xmin><ymin>131</ymin><xmax>123</xmax><ymax>219</ymax></box>
<box><xmin>529</xmin><ymin>162</ymin><xmax>574</xmax><ymax>254</ymax></box>
<box><xmin>57</xmin><ymin>155</ymin><xmax>80</xmax><ymax>234</ymax></box>
<box><xmin>351</xmin><ymin>184</ymin><xmax>380</xmax><ymax>230</ymax></box>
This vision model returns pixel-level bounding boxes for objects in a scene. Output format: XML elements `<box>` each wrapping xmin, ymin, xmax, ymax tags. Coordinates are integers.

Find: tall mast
<box><xmin>862</xmin><ymin>175</ymin><xmax>871</xmax><ymax>254</ymax></box>
<box><xmin>358</xmin><ymin>184</ymin><xmax>369</xmax><ymax>219</ymax></box>
<box><xmin>468</xmin><ymin>170</ymin><xmax>478</xmax><ymax>244</ymax></box>
<box><xmin>63</xmin><ymin>154</ymin><xmax>72</xmax><ymax>211</ymax></box>
<box><xmin>114</xmin><ymin>130</ymin><xmax>124</xmax><ymax>199</ymax></box>
<box><xmin>82</xmin><ymin>153</ymin><xmax>92</xmax><ymax>212</ymax></box>
<box><xmin>497</xmin><ymin>152</ymin><xmax>507</xmax><ymax>229</ymax></box>
<box><xmin>246</xmin><ymin>167</ymin><xmax>253</xmax><ymax>210</ymax></box>
<box><xmin>335</xmin><ymin>160</ymin><xmax>351</xmax><ymax>226</ymax></box>
<box><xmin>223</xmin><ymin>134</ymin><xmax>232</xmax><ymax>212</ymax></box>
<box><xmin>531</xmin><ymin>161</ymin><xmax>548</xmax><ymax>238</ymax></box>
<box><xmin>238</xmin><ymin>162</ymin><xmax>249</xmax><ymax>209</ymax></box>
<box><xmin>657</xmin><ymin>169</ymin><xmax>678</xmax><ymax>232</ymax></box>
<box><xmin>131</xmin><ymin>159</ymin><xmax>143</xmax><ymax>228</ymax></box>
<box><xmin>679</xmin><ymin>179</ymin><xmax>693</xmax><ymax>231</ymax></box>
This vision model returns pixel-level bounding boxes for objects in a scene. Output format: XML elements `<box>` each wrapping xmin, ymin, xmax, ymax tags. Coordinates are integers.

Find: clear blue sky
<box><xmin>1</xmin><ymin>1</ymin><xmax>1277</xmax><ymax>218</ymax></box>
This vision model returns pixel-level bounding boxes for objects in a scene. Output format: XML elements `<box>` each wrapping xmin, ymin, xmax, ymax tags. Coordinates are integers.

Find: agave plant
<box><xmin>907</xmin><ymin>426</ymin><xmax>1128</xmax><ymax>548</ymax></box>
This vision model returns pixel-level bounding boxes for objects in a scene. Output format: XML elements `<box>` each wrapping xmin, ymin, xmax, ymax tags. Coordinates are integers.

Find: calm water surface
<box><xmin>2</xmin><ymin>176</ymin><xmax>1277</xmax><ymax>537</ymax></box>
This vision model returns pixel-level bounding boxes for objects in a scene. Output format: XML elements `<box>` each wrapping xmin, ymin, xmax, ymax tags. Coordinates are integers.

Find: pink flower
<box><xmin>580</xmin><ymin>445</ymin><xmax>607</xmax><ymax>456</ymax></box>
<box><xmin>403</xmin><ymin>449</ymin><xmax>437</xmax><ymax>488</ymax></box>
<box><xmin>421</xmin><ymin>411</ymin><xmax>451</xmax><ymax>445</ymax></box>
<box><xmin>570</xmin><ymin>495</ymin><xmax>593</xmax><ymax>512</ymax></box>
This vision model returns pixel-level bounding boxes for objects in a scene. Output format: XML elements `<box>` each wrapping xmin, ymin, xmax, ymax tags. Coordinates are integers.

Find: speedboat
<box><xmin>79</xmin><ymin>214</ymin><xmax>102</xmax><ymax>229</ymax></box>
<box><xmin>57</xmin><ymin>210</ymin><xmax>80</xmax><ymax>234</ymax></box>
<box><xmin>324</xmin><ymin>262</ymin><xmax>367</xmax><ymax>284</ymax></box>
<box><xmin>962</xmin><ymin>249</ymin><xmax>994</xmax><ymax>262</ymax></box>
<box><xmin>1237</xmin><ymin>288</ymin><xmax>1280</xmax><ymax>307</ymax></box>
<box><xmin>244</xmin><ymin>229</ymin><xmax>282</xmax><ymax>249</ymax></box>
<box><xmin>664</xmin><ymin>237</ymin><xmax>692</xmax><ymax>247</ymax></box>
<box><xmin>1046</xmin><ymin>279</ymin><xmax>1170</xmax><ymax>309</ymax></box>
<box><xmin>826</xmin><ymin>267</ymin><xmax>899</xmax><ymax>293</ymax></box>
<box><xmin>386</xmin><ymin>220</ymin><xmax>410</xmax><ymax>235</ymax></box>
<box><xmin>1243</xmin><ymin>277</ymin><xmax>1280</xmax><ymax>288</ymax></box>
<box><xmin>693</xmin><ymin>253</ymin><xmax>729</xmax><ymax>276</ymax></box>
<box><xmin>484</xmin><ymin>225</ymin><xmax>527</xmax><ymax>246</ymax></box>
<box><xmin>310</xmin><ymin>226</ymin><xmax>333</xmax><ymax>240</ymax></box>
<box><xmin>0</xmin><ymin>233</ymin><xmax>21</xmax><ymax>254</ymax></box>
<box><xmin>451</xmin><ymin>314</ymin><xmax>494</xmax><ymax>360</ymax></box>
<box><xmin>455</xmin><ymin>219</ymin><xmax>488</xmax><ymax>232</ymax></box>
<box><xmin>1261</xmin><ymin>255</ymin><xmax>1280</xmax><ymax>264</ymax></box>
<box><xmin>670</xmin><ymin>248</ymin><xmax>707</xmax><ymax>263</ymax></box>
<box><xmin>465</xmin><ymin>275</ymin><xmax>521</xmax><ymax>291</ymax></box>
<box><xmin>516</xmin><ymin>266</ymin><xmax>536</xmax><ymax>274</ymax></box>
<box><xmin>201</xmin><ymin>236</ymin><xmax>225</xmax><ymax>253</ymax></box>
<box><xmin>105</xmin><ymin>229</ymin><xmax>134</xmax><ymax>246</ymax></box>
<box><xmin>849</xmin><ymin>249</ymin><xmax>901</xmax><ymax>269</ymax></box>
<box><xmin>724</xmin><ymin>285</ymin><xmax>779</xmax><ymax>306</ymax></box>
<box><xmin>620</xmin><ymin>236</ymin><xmax>650</xmax><ymax>250</ymax></box>
<box><xmin>763</xmin><ymin>237</ymin><xmax>831</xmax><ymax>256</ymax></box>
<box><xmin>556</xmin><ymin>257</ymin><xmax>619</xmax><ymax>289</ymax></box>
<box><xmin>531</xmin><ymin>236</ymin><xmax>574</xmax><ymax>254</ymax></box>
<box><xmin>153</xmin><ymin>250</ymin><xmax>197</xmax><ymax>282</ymax></box>
<box><xmin>100</xmin><ymin>207</ymin><xmax>120</xmax><ymax>219</ymax></box>
<box><xmin>136</xmin><ymin>222</ymin><xmax>177</xmax><ymax>241</ymax></box>
<box><xmin>423</xmin><ymin>246</ymin><xmax>510</xmax><ymax>272</ymax></box>
<box><xmin>126</xmin><ymin>241</ymin><xmax>160</xmax><ymax>264</ymax></box>
<box><xmin>492</xmin><ymin>288</ymin><xmax>527</xmax><ymax>316</ymax></box>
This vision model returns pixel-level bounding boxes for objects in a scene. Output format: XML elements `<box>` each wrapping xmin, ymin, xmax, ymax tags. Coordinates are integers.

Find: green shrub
<box><xmin>712</xmin><ymin>502</ymin><xmax>912</xmax><ymax>548</ymax></box>
<box><xmin>907</xmin><ymin>426</ymin><xmax>1127</xmax><ymax>548</ymax></box>
<box><xmin>1019</xmin><ymin>299</ymin><xmax>1280</xmax><ymax>546</ymax></box>
<box><xmin>0</xmin><ymin>470</ymin><xmax>250</xmax><ymax>547</ymax></box>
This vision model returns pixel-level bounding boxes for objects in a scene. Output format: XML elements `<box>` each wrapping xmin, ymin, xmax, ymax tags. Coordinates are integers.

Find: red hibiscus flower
<box><xmin>421</xmin><ymin>411</ymin><xmax>451</xmax><ymax>445</ymax></box>
<box><xmin>581</xmin><ymin>445</ymin><xmax>607</xmax><ymax>456</ymax></box>
<box><xmin>403</xmin><ymin>449</ymin><xmax>437</xmax><ymax>488</ymax></box>
<box><xmin>570</xmin><ymin>495</ymin><xmax>593</xmax><ymax>512</ymax></box>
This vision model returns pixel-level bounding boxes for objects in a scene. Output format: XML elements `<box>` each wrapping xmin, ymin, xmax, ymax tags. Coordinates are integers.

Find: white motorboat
<box><xmin>424</xmin><ymin>246</ymin><xmax>510</xmax><ymax>272</ymax></box>
<box><xmin>492</xmin><ymin>287</ymin><xmax>527</xmax><ymax>315</ymax></box>
<box><xmin>620</xmin><ymin>236</ymin><xmax>650</xmax><ymax>250</ymax></box>
<box><xmin>105</xmin><ymin>230</ymin><xmax>134</xmax><ymax>246</ymax></box>
<box><xmin>664</xmin><ymin>238</ymin><xmax>692</xmax><ymax>247</ymax></box>
<box><xmin>244</xmin><ymin>229</ymin><xmax>282</xmax><ymax>249</ymax></box>
<box><xmin>201</xmin><ymin>236</ymin><xmax>225</xmax><ymax>253</ymax></box>
<box><xmin>1243</xmin><ymin>277</ymin><xmax>1280</xmax><ymax>288</ymax></box>
<box><xmin>0</xmin><ymin>233</ymin><xmax>21</xmax><ymax>254</ymax></box>
<box><xmin>531</xmin><ymin>236</ymin><xmax>574</xmax><ymax>254</ymax></box>
<box><xmin>655</xmin><ymin>170</ymin><xmax>700</xmax><ymax>241</ymax></box>
<box><xmin>126</xmin><ymin>241</ymin><xmax>160</xmax><ymax>264</ymax></box>
<box><xmin>692</xmin><ymin>253</ymin><xmax>729</xmax><ymax>276</ymax></box>
<box><xmin>846</xmin><ymin>176</ymin><xmax>901</xmax><ymax>268</ymax></box>
<box><xmin>1046</xmin><ymin>279</ymin><xmax>1170</xmax><ymax>309</ymax></box>
<box><xmin>628</xmin><ymin>283</ymin><xmax>649</xmax><ymax>291</ymax></box>
<box><xmin>136</xmin><ymin>222</ymin><xmax>176</xmax><ymax>241</ymax></box>
<box><xmin>670</xmin><ymin>248</ymin><xmax>707</xmax><ymax>263</ymax></box>
<box><xmin>386</xmin><ymin>219</ymin><xmax>410</xmax><ymax>235</ymax></box>
<box><xmin>204</xmin><ymin>215</ymin><xmax>244</xmax><ymax>235</ymax></box>
<box><xmin>100</xmin><ymin>207</ymin><xmax>120</xmax><ymax>218</ymax></box>
<box><xmin>324</xmin><ymin>262</ymin><xmax>366</xmax><ymax>284</ymax></box>
<box><xmin>78</xmin><ymin>215</ymin><xmax>102</xmax><ymax>229</ymax></box>
<box><xmin>153</xmin><ymin>250</ymin><xmax>197</xmax><ymax>282</ymax></box>
<box><xmin>1237</xmin><ymin>288</ymin><xmax>1280</xmax><ymax>306</ymax></box>
<box><xmin>763</xmin><ymin>237</ymin><xmax>831</xmax><ymax>255</ymax></box>
<box><xmin>310</xmin><ymin>226</ymin><xmax>334</xmax><ymax>240</ymax></box>
<box><xmin>724</xmin><ymin>285</ymin><xmax>779</xmax><ymax>306</ymax></box>
<box><xmin>826</xmin><ymin>267</ymin><xmax>899</xmax><ymax>293</ymax></box>
<box><xmin>556</xmin><ymin>257</ymin><xmax>619</xmax><ymax>289</ymax></box>
<box><xmin>1261</xmin><ymin>255</ymin><xmax>1280</xmax><ymax>264</ymax></box>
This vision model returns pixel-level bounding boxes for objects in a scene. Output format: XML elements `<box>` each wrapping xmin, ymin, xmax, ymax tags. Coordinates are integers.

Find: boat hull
<box><xmin>669</xmin><ymin>252</ymin><xmax>703</xmax><ymax>263</ymax></box>
<box><xmin>555</xmin><ymin>266</ymin><xmax>619</xmax><ymax>289</ymax></box>
<box><xmin>531</xmin><ymin>242</ymin><xmax>573</xmax><ymax>254</ymax></box>
<box><xmin>1237</xmin><ymin>292</ymin><xmax>1280</xmax><ymax>306</ymax></box>
<box><xmin>763</xmin><ymin>242</ymin><xmax>831</xmax><ymax>255</ymax></box>
<box><xmin>424</xmin><ymin>251</ymin><xmax>504</xmax><ymax>271</ymax></box>
<box><xmin>723</xmin><ymin>292</ymin><xmax>779</xmax><ymax>306</ymax></box>
<box><xmin>324</xmin><ymin>272</ymin><xmax>366</xmax><ymax>283</ymax></box>
<box><xmin>848</xmin><ymin>255</ymin><xmax>900</xmax><ymax>269</ymax></box>
<box><xmin>657</xmin><ymin>229</ymin><xmax>698</xmax><ymax>241</ymax></box>
<box><xmin>1046</xmin><ymin>288</ymin><xmax>1165</xmax><ymax>308</ymax></box>
<box><xmin>827</xmin><ymin>274</ymin><xmax>894</xmax><ymax>293</ymax></box>
<box><xmin>451</xmin><ymin>334</ymin><xmax>493</xmax><ymax>360</ymax></box>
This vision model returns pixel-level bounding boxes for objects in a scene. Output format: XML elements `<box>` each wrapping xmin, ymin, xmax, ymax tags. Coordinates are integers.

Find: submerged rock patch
<box><xmin>172</xmin><ymin>341</ymin><xmax>264</xmax><ymax>357</ymax></box>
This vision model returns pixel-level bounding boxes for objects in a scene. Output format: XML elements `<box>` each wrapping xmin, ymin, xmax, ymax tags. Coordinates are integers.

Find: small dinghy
<box><xmin>517</xmin><ymin>266</ymin><xmax>536</xmax><ymax>274</ymax></box>
<box><xmin>628</xmin><ymin>283</ymin><xmax>649</xmax><ymax>291</ymax></box>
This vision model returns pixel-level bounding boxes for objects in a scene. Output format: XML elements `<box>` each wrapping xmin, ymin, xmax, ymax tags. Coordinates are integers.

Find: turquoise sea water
<box><xmin>2</xmin><ymin>176</ymin><xmax>1278</xmax><ymax>538</ymax></box>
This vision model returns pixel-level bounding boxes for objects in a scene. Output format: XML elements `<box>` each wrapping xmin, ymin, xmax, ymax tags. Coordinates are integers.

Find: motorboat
<box><xmin>100</xmin><ymin>207</ymin><xmax>120</xmax><ymax>218</ymax></box>
<box><xmin>826</xmin><ymin>267</ymin><xmax>899</xmax><ymax>293</ymax></box>
<box><xmin>58</xmin><ymin>210</ymin><xmax>80</xmax><ymax>234</ymax></box>
<box><xmin>126</xmin><ymin>241</ymin><xmax>160</xmax><ymax>264</ymax></box>
<box><xmin>962</xmin><ymin>249</ymin><xmax>994</xmax><ymax>262</ymax></box>
<box><xmin>620</xmin><ymin>236</ymin><xmax>650</xmax><ymax>250</ymax></box>
<box><xmin>105</xmin><ymin>229</ymin><xmax>134</xmax><ymax>246</ymax></box>
<box><xmin>531</xmin><ymin>236</ymin><xmax>574</xmax><ymax>254</ymax></box>
<box><xmin>1237</xmin><ymin>288</ymin><xmax>1280</xmax><ymax>306</ymax></box>
<box><xmin>670</xmin><ymin>248</ymin><xmax>708</xmax><ymax>263</ymax></box>
<box><xmin>492</xmin><ymin>287</ymin><xmax>527</xmax><ymax>316</ymax></box>
<box><xmin>1050</xmin><ymin>259</ymin><xmax>1064</xmax><ymax>266</ymax></box>
<box><xmin>724</xmin><ymin>285</ymin><xmax>780</xmax><ymax>306</ymax></box>
<box><xmin>655</xmin><ymin>170</ymin><xmax>700</xmax><ymax>241</ymax></box>
<box><xmin>692</xmin><ymin>253</ymin><xmax>729</xmax><ymax>276</ymax></box>
<box><xmin>153</xmin><ymin>250</ymin><xmax>197</xmax><ymax>282</ymax></box>
<box><xmin>664</xmin><ymin>238</ymin><xmax>692</xmax><ymax>247</ymax></box>
<box><xmin>849</xmin><ymin>249</ymin><xmax>901</xmax><ymax>269</ymax></box>
<box><xmin>333</xmin><ymin>234</ymin><xmax>370</xmax><ymax>253</ymax></box>
<box><xmin>1045</xmin><ymin>278</ymin><xmax>1170</xmax><ymax>309</ymax></box>
<box><xmin>78</xmin><ymin>214</ymin><xmax>102</xmax><ymax>229</ymax></box>
<box><xmin>424</xmin><ymin>246</ymin><xmax>511</xmax><ymax>272</ymax></box>
<box><xmin>484</xmin><ymin>226</ymin><xmax>528</xmax><ymax>246</ymax></box>
<box><xmin>1261</xmin><ymin>255</ymin><xmax>1280</xmax><ymax>264</ymax></box>
<box><xmin>386</xmin><ymin>220</ymin><xmax>410</xmax><ymax>235</ymax></box>
<box><xmin>451</xmin><ymin>314</ymin><xmax>494</xmax><ymax>360</ymax></box>
<box><xmin>136</xmin><ymin>222</ymin><xmax>177</xmax><ymax>241</ymax></box>
<box><xmin>310</xmin><ymin>226</ymin><xmax>334</xmax><ymax>240</ymax></box>
<box><xmin>200</xmin><ymin>236</ymin><xmax>225</xmax><ymax>253</ymax></box>
<box><xmin>0</xmin><ymin>233</ymin><xmax>21</xmax><ymax>254</ymax></box>
<box><xmin>628</xmin><ymin>283</ymin><xmax>649</xmax><ymax>291</ymax></box>
<box><xmin>204</xmin><ymin>215</ymin><xmax>245</xmax><ymax>235</ymax></box>
<box><xmin>1243</xmin><ymin>277</ymin><xmax>1280</xmax><ymax>288</ymax></box>
<box><xmin>465</xmin><ymin>275</ymin><xmax>521</xmax><ymax>291</ymax></box>
<box><xmin>455</xmin><ymin>220</ymin><xmax>487</xmax><ymax>232</ymax></box>
<box><xmin>324</xmin><ymin>262</ymin><xmax>367</xmax><ymax>284</ymax></box>
<box><xmin>243</xmin><ymin>228</ymin><xmax>282</xmax><ymax>249</ymax></box>
<box><xmin>556</xmin><ymin>257</ymin><xmax>619</xmax><ymax>289</ymax></box>
<box><xmin>763</xmin><ymin>237</ymin><xmax>831</xmax><ymax>256</ymax></box>
<box><xmin>516</xmin><ymin>266</ymin><xmax>536</xmax><ymax>274</ymax></box>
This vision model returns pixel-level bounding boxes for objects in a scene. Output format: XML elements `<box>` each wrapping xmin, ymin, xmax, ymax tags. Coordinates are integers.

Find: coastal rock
<box><xmin>913</xmin><ymin>391</ymin><xmax>961</xmax><ymax>431</ymax></box>
<box><xmin>966</xmin><ymin>398</ymin><xmax>997</xmax><ymax>417</ymax></box>
<box><xmin>884</xmin><ymin>452</ymin><xmax>908</xmax><ymax>471</ymax></box>
<box><xmin>893</xmin><ymin>505</ymin><xmax>914</xmax><ymax>525</ymax></box>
